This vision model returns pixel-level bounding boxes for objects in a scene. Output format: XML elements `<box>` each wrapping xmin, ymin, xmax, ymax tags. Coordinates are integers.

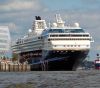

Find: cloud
<box><xmin>0</xmin><ymin>0</ymin><xmax>43</xmax><ymax>12</ymax></box>
<box><xmin>80</xmin><ymin>0</ymin><xmax>100</xmax><ymax>10</ymax></box>
<box><xmin>81</xmin><ymin>0</ymin><xmax>100</xmax><ymax>4</ymax></box>
<box><xmin>0</xmin><ymin>0</ymin><xmax>46</xmax><ymax>40</ymax></box>
<box><xmin>0</xmin><ymin>22</ymin><xmax>16</xmax><ymax>31</ymax></box>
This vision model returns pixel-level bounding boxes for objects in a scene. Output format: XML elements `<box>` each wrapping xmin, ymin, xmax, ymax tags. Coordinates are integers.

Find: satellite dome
<box><xmin>74</xmin><ymin>23</ymin><xmax>79</xmax><ymax>27</ymax></box>
<box><xmin>28</xmin><ymin>29</ymin><xmax>32</xmax><ymax>33</ymax></box>
<box><xmin>53</xmin><ymin>23</ymin><xmax>57</xmax><ymax>27</ymax></box>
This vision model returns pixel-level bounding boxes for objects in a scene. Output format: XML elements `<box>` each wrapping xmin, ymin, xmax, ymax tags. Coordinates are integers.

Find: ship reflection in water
<box><xmin>12</xmin><ymin>14</ymin><xmax>93</xmax><ymax>71</ymax></box>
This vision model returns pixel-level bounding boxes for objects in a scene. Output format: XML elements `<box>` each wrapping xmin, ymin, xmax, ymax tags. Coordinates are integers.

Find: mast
<box><xmin>55</xmin><ymin>14</ymin><xmax>65</xmax><ymax>28</ymax></box>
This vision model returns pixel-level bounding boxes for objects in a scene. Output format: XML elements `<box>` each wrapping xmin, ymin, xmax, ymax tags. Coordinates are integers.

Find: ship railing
<box><xmin>48</xmin><ymin>33</ymin><xmax>90</xmax><ymax>37</ymax></box>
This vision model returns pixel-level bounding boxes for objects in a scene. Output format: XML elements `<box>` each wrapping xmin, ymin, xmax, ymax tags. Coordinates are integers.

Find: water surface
<box><xmin>0</xmin><ymin>70</ymin><xmax>100</xmax><ymax>88</ymax></box>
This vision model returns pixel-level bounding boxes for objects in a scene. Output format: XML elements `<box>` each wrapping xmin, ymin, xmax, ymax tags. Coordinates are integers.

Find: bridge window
<box><xmin>48</xmin><ymin>29</ymin><xmax>64</xmax><ymax>33</ymax></box>
<box><xmin>65</xmin><ymin>29</ymin><xmax>85</xmax><ymax>33</ymax></box>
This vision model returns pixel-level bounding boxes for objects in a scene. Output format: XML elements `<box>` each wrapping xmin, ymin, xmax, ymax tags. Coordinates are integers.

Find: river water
<box><xmin>0</xmin><ymin>70</ymin><xmax>100</xmax><ymax>88</ymax></box>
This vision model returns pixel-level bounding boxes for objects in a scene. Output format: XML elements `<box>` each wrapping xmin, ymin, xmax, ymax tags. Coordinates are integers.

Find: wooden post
<box><xmin>0</xmin><ymin>63</ymin><xmax>1</xmax><ymax>71</ymax></box>
<box><xmin>8</xmin><ymin>64</ymin><xmax>10</xmax><ymax>72</ymax></box>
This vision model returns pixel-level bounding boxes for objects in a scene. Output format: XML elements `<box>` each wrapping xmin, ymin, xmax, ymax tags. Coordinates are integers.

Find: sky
<box><xmin>0</xmin><ymin>0</ymin><xmax>100</xmax><ymax>60</ymax></box>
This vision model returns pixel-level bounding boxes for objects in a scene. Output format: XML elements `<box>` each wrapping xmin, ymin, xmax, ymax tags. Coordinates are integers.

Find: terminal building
<box><xmin>0</xmin><ymin>26</ymin><xmax>10</xmax><ymax>58</ymax></box>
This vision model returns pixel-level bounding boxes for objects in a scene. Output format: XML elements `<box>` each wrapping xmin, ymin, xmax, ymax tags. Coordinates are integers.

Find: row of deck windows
<box><xmin>48</xmin><ymin>29</ymin><xmax>85</xmax><ymax>33</ymax></box>
<box><xmin>50</xmin><ymin>34</ymin><xmax>89</xmax><ymax>37</ymax></box>
<box><xmin>53</xmin><ymin>45</ymin><xmax>89</xmax><ymax>47</ymax></box>
<box><xmin>48</xmin><ymin>38</ymin><xmax>90</xmax><ymax>41</ymax></box>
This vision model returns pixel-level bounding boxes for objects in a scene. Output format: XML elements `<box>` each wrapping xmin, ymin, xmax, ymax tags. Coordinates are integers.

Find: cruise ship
<box><xmin>12</xmin><ymin>14</ymin><xmax>93</xmax><ymax>70</ymax></box>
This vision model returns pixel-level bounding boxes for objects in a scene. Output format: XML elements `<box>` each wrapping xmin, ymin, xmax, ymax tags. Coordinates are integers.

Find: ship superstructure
<box><xmin>12</xmin><ymin>14</ymin><xmax>93</xmax><ymax>70</ymax></box>
<box><xmin>94</xmin><ymin>54</ymin><xmax>100</xmax><ymax>70</ymax></box>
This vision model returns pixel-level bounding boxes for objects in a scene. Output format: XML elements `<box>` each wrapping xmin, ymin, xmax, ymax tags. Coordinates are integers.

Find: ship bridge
<box><xmin>42</xmin><ymin>28</ymin><xmax>92</xmax><ymax>51</ymax></box>
<box><xmin>42</xmin><ymin>28</ymin><xmax>88</xmax><ymax>38</ymax></box>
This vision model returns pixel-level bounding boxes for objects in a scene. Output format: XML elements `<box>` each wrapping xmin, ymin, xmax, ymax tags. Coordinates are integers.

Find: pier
<box><xmin>0</xmin><ymin>64</ymin><xmax>30</xmax><ymax>72</ymax></box>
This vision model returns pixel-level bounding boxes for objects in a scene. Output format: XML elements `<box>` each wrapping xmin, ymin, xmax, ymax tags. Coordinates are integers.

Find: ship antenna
<box><xmin>48</xmin><ymin>22</ymin><xmax>51</xmax><ymax>28</ymax></box>
<box><xmin>55</xmin><ymin>14</ymin><xmax>63</xmax><ymax>23</ymax></box>
<box><xmin>55</xmin><ymin>14</ymin><xmax>65</xmax><ymax>27</ymax></box>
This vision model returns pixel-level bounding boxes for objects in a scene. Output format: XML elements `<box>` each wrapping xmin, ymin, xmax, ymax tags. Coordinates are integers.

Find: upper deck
<box><xmin>12</xmin><ymin>14</ymin><xmax>93</xmax><ymax>53</ymax></box>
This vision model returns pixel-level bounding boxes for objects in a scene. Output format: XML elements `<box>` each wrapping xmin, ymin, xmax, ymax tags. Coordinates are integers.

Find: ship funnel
<box><xmin>35</xmin><ymin>16</ymin><xmax>41</xmax><ymax>20</ymax></box>
<box><xmin>32</xmin><ymin>16</ymin><xmax>47</xmax><ymax>34</ymax></box>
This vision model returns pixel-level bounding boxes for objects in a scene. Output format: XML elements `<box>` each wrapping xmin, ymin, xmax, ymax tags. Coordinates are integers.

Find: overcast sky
<box><xmin>0</xmin><ymin>0</ymin><xmax>100</xmax><ymax>60</ymax></box>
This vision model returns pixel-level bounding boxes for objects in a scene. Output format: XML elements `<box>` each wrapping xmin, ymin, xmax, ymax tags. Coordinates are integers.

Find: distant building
<box><xmin>0</xmin><ymin>26</ymin><xmax>10</xmax><ymax>58</ymax></box>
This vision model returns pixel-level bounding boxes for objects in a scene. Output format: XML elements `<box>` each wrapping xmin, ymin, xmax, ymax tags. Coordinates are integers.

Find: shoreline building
<box><xmin>0</xmin><ymin>26</ymin><xmax>10</xmax><ymax>58</ymax></box>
